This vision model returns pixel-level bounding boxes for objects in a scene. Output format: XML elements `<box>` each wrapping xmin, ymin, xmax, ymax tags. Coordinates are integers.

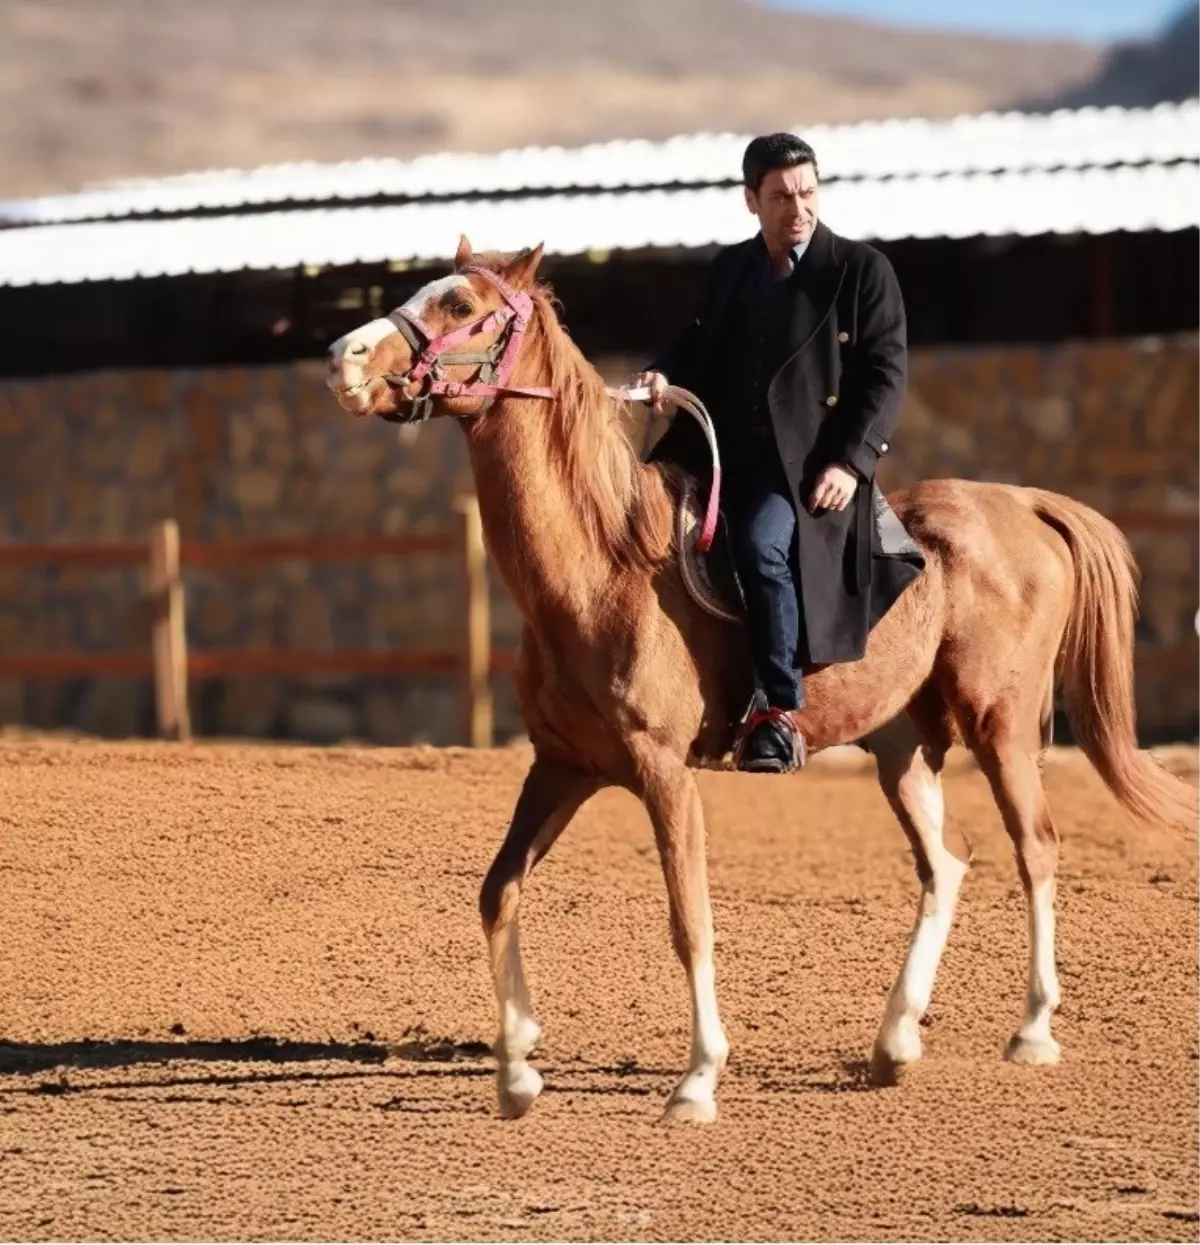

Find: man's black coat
<box><xmin>647</xmin><ymin>220</ymin><xmax>925</xmax><ymax>667</ymax></box>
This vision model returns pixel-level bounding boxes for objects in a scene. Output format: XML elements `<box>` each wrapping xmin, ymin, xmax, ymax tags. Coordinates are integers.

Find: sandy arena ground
<box><xmin>1</xmin><ymin>738</ymin><xmax>1197</xmax><ymax>1242</ymax></box>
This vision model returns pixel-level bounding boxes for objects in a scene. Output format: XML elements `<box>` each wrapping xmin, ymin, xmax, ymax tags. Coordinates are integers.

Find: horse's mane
<box><xmin>489</xmin><ymin>262</ymin><xmax>673</xmax><ymax>572</ymax></box>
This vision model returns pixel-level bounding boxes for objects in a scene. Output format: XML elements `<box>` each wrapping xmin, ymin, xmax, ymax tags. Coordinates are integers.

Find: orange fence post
<box><xmin>454</xmin><ymin>495</ymin><xmax>492</xmax><ymax>748</ymax></box>
<box><xmin>148</xmin><ymin>519</ymin><xmax>191</xmax><ymax>741</ymax></box>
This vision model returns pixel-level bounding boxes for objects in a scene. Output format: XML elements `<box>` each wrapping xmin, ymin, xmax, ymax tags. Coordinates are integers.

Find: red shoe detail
<box><xmin>734</xmin><ymin>706</ymin><xmax>802</xmax><ymax>770</ymax></box>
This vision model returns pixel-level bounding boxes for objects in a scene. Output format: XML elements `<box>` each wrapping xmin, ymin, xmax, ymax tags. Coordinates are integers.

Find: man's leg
<box><xmin>732</xmin><ymin>483</ymin><xmax>807</xmax><ymax>772</ymax></box>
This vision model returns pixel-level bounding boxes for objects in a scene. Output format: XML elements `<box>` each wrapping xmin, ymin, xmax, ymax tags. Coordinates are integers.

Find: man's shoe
<box><xmin>735</xmin><ymin>707</ymin><xmax>808</xmax><ymax>774</ymax></box>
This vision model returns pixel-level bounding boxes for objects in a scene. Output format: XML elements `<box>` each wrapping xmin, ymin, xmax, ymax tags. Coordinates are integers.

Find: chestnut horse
<box><xmin>327</xmin><ymin>239</ymin><xmax>1196</xmax><ymax>1123</ymax></box>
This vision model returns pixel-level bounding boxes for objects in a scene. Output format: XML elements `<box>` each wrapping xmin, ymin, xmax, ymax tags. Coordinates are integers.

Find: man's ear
<box><xmin>455</xmin><ymin>234</ymin><xmax>474</xmax><ymax>269</ymax></box>
<box><xmin>503</xmin><ymin>243</ymin><xmax>545</xmax><ymax>288</ymax></box>
<box><xmin>743</xmin><ymin>186</ymin><xmax>758</xmax><ymax>215</ymax></box>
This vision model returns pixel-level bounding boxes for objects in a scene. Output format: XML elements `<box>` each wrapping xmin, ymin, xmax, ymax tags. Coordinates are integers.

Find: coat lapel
<box><xmin>783</xmin><ymin>221</ymin><xmax>845</xmax><ymax>360</ymax></box>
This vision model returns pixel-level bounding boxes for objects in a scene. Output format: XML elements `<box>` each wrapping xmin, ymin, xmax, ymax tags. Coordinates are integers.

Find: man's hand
<box><xmin>631</xmin><ymin>370</ymin><xmax>668</xmax><ymax>414</ymax></box>
<box><xmin>809</xmin><ymin>462</ymin><xmax>858</xmax><ymax>513</ymax></box>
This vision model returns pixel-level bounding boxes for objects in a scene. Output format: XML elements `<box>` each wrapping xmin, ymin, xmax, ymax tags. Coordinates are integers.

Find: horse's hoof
<box><xmin>661</xmin><ymin>1093</ymin><xmax>718</xmax><ymax>1125</ymax></box>
<box><xmin>1004</xmin><ymin>1034</ymin><xmax>1061</xmax><ymax>1066</ymax></box>
<box><xmin>497</xmin><ymin>1062</ymin><xmax>543</xmax><ymax>1119</ymax></box>
<box><xmin>869</xmin><ymin>1027</ymin><xmax>922</xmax><ymax>1084</ymax></box>
<box><xmin>868</xmin><ymin>1050</ymin><xmax>911</xmax><ymax>1087</ymax></box>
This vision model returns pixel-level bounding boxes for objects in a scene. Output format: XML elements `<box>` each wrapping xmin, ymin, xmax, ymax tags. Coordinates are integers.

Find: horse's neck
<box><xmin>465</xmin><ymin>398</ymin><xmax>613</xmax><ymax>627</ymax></box>
<box><xmin>460</xmin><ymin>307</ymin><xmax>672</xmax><ymax>637</ymax></box>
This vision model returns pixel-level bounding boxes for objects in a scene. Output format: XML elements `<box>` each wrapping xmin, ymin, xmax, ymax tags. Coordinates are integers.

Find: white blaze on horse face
<box><xmin>327</xmin><ymin>316</ymin><xmax>400</xmax><ymax>410</ymax></box>
<box><xmin>327</xmin><ymin>275</ymin><xmax>469</xmax><ymax>406</ymax></box>
<box><xmin>400</xmin><ymin>273</ymin><xmax>468</xmax><ymax>319</ymax></box>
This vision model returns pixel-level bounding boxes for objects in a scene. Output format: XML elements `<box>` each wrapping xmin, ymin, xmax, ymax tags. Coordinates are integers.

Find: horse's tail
<box><xmin>1031</xmin><ymin>490</ymin><xmax>1197</xmax><ymax>830</ymax></box>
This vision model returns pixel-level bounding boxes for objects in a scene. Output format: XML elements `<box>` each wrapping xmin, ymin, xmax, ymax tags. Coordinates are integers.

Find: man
<box><xmin>635</xmin><ymin>132</ymin><xmax>924</xmax><ymax>774</ymax></box>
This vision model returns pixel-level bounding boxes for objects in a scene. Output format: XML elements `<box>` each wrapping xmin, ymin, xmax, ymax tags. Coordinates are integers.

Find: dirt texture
<box><xmin>1</xmin><ymin>738</ymin><xmax>1197</xmax><ymax>1241</ymax></box>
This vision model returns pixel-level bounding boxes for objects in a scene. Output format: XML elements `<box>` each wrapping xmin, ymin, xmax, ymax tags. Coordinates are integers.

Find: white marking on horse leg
<box><xmin>666</xmin><ymin>952</ymin><xmax>729</xmax><ymax>1122</ymax></box>
<box><xmin>872</xmin><ymin>744</ymin><xmax>966</xmax><ymax>1074</ymax></box>
<box><xmin>483</xmin><ymin>764</ymin><xmax>595</xmax><ymax>1120</ymax></box>
<box><xmin>1006</xmin><ymin>877</ymin><xmax>1061</xmax><ymax>1063</ymax></box>
<box><xmin>876</xmin><ymin>848</ymin><xmax>967</xmax><ymax>1066</ymax></box>
<box><xmin>975</xmin><ymin>743</ymin><xmax>1063</xmax><ymax>1066</ymax></box>
<box><xmin>491</xmin><ymin>916</ymin><xmax>544</xmax><ymax>1118</ymax></box>
<box><xmin>643</xmin><ymin>765</ymin><xmax>728</xmax><ymax>1123</ymax></box>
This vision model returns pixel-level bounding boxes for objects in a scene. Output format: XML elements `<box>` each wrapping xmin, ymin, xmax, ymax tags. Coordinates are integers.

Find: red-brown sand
<box><xmin>1</xmin><ymin>739</ymin><xmax>1196</xmax><ymax>1242</ymax></box>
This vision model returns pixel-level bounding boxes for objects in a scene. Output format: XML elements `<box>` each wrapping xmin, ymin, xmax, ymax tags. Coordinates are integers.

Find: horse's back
<box><xmin>886</xmin><ymin>478</ymin><xmax>1075</xmax><ymax>580</ymax></box>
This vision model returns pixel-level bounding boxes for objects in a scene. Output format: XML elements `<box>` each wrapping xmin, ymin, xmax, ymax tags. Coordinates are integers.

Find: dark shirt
<box><xmin>719</xmin><ymin>235</ymin><xmax>809</xmax><ymax>486</ymax></box>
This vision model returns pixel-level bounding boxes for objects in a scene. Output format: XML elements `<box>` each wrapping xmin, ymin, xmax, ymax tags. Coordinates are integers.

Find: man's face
<box><xmin>745</xmin><ymin>162</ymin><xmax>820</xmax><ymax>249</ymax></box>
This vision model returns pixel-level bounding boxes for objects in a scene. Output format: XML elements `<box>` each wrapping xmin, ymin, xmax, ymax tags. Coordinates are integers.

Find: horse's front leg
<box><xmin>638</xmin><ymin>751</ymin><xmax>729</xmax><ymax>1123</ymax></box>
<box><xmin>479</xmin><ymin>757</ymin><xmax>598</xmax><ymax>1119</ymax></box>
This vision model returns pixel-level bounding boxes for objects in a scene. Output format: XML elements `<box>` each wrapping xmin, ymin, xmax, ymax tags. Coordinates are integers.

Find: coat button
<box><xmin>825</xmin><ymin>394</ymin><xmax>838</xmax><ymax>408</ymax></box>
<box><xmin>880</xmin><ymin>441</ymin><xmax>889</xmax><ymax>453</ymax></box>
<box><xmin>837</xmin><ymin>331</ymin><xmax>849</xmax><ymax>343</ymax></box>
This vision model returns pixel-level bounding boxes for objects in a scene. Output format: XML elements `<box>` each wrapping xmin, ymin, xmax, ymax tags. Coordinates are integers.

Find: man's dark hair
<box><xmin>742</xmin><ymin>133</ymin><xmax>819</xmax><ymax>193</ymax></box>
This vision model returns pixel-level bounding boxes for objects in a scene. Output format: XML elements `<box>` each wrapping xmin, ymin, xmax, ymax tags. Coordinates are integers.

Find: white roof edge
<box><xmin>1</xmin><ymin>163</ymin><xmax>1196</xmax><ymax>289</ymax></box>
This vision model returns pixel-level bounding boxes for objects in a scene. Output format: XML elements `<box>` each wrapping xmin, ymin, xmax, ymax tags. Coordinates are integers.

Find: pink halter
<box><xmin>383</xmin><ymin>265</ymin><xmax>721</xmax><ymax>552</ymax></box>
<box><xmin>384</xmin><ymin>265</ymin><xmax>547</xmax><ymax>406</ymax></box>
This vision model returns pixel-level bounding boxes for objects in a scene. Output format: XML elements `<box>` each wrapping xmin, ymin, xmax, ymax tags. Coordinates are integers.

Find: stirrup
<box><xmin>733</xmin><ymin>706</ymin><xmax>802</xmax><ymax>772</ymax></box>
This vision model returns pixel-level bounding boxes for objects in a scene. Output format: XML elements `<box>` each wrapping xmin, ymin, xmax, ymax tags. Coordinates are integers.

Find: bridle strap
<box><xmin>380</xmin><ymin>268</ymin><xmax>722</xmax><ymax>552</ymax></box>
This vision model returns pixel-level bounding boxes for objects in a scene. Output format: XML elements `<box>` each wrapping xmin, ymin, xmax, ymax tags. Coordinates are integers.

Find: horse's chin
<box><xmin>330</xmin><ymin>376</ymin><xmax>398</xmax><ymax>419</ymax></box>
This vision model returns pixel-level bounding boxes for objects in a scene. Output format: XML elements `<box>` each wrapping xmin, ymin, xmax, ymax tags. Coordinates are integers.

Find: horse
<box><xmin>326</xmin><ymin>237</ymin><xmax>1197</xmax><ymax>1124</ymax></box>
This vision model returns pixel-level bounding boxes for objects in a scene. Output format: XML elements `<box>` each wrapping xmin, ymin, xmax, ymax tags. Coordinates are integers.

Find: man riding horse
<box><xmin>635</xmin><ymin>133</ymin><xmax>924</xmax><ymax>775</ymax></box>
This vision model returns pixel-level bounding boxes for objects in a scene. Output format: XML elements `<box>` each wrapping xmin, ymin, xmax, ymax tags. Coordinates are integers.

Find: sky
<box><xmin>766</xmin><ymin>0</ymin><xmax>1185</xmax><ymax>43</ymax></box>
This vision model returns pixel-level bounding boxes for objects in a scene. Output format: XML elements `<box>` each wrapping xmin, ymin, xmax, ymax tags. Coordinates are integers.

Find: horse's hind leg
<box><xmin>479</xmin><ymin>757</ymin><xmax>599</xmax><ymax>1118</ymax></box>
<box><xmin>637</xmin><ymin>751</ymin><xmax>729</xmax><ymax>1123</ymax></box>
<box><xmin>867</xmin><ymin>711</ymin><xmax>969</xmax><ymax>1083</ymax></box>
<box><xmin>974</xmin><ymin>735</ymin><xmax>1062</xmax><ymax>1065</ymax></box>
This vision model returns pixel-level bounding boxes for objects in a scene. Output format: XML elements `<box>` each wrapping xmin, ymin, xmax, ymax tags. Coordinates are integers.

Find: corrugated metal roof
<box><xmin>1</xmin><ymin>100</ymin><xmax>1195</xmax><ymax>227</ymax></box>
<box><xmin>1</xmin><ymin>161</ymin><xmax>1195</xmax><ymax>288</ymax></box>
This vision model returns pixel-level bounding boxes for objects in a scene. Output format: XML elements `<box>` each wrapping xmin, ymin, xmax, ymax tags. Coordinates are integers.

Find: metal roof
<box><xmin>1</xmin><ymin>161</ymin><xmax>1195</xmax><ymax>288</ymax></box>
<box><xmin>1</xmin><ymin>100</ymin><xmax>1195</xmax><ymax>227</ymax></box>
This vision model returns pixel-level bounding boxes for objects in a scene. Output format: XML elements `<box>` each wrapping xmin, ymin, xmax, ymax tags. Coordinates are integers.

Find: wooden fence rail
<box><xmin>0</xmin><ymin>496</ymin><xmax>505</xmax><ymax>746</ymax></box>
<box><xmin>0</xmin><ymin>505</ymin><xmax>1194</xmax><ymax>746</ymax></box>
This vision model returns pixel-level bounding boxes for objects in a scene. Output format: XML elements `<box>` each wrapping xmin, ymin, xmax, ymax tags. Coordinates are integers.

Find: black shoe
<box><xmin>735</xmin><ymin>708</ymin><xmax>808</xmax><ymax>774</ymax></box>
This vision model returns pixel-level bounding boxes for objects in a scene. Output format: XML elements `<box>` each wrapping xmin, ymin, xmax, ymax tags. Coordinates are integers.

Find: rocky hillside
<box><xmin>0</xmin><ymin>0</ymin><xmax>1105</xmax><ymax>197</ymax></box>
<box><xmin>1029</xmin><ymin>5</ymin><xmax>1199</xmax><ymax>109</ymax></box>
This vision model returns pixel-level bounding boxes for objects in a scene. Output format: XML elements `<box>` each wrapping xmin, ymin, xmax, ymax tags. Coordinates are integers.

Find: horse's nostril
<box><xmin>347</xmin><ymin>341</ymin><xmax>369</xmax><ymax>357</ymax></box>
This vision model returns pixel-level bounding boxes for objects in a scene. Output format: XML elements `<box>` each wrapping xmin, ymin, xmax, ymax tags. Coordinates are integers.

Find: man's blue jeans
<box><xmin>732</xmin><ymin>480</ymin><xmax>805</xmax><ymax>711</ymax></box>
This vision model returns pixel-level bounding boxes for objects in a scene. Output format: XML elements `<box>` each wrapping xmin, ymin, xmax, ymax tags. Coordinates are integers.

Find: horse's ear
<box><xmin>504</xmin><ymin>243</ymin><xmax>544</xmax><ymax>288</ymax></box>
<box><xmin>454</xmin><ymin>235</ymin><xmax>474</xmax><ymax>269</ymax></box>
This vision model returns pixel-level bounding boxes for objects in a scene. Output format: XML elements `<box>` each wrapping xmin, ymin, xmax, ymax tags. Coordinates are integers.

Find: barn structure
<box><xmin>0</xmin><ymin>102</ymin><xmax>1196</xmax><ymax>744</ymax></box>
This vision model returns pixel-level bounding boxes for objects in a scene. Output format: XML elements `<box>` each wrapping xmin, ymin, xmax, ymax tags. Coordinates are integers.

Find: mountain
<box><xmin>0</xmin><ymin>0</ymin><xmax>1103</xmax><ymax>198</ymax></box>
<box><xmin>1028</xmin><ymin>5</ymin><xmax>1199</xmax><ymax>109</ymax></box>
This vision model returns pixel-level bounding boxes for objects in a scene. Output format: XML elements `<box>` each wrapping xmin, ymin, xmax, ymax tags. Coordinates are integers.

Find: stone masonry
<box><xmin>0</xmin><ymin>335</ymin><xmax>1195</xmax><ymax>743</ymax></box>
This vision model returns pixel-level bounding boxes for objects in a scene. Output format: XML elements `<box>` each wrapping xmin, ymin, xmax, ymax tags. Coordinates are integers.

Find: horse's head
<box><xmin>326</xmin><ymin>236</ymin><xmax>545</xmax><ymax>424</ymax></box>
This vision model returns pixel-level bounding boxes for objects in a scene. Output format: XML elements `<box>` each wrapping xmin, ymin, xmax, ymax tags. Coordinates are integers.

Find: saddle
<box><xmin>675</xmin><ymin>477</ymin><xmax>746</xmax><ymax>625</ymax></box>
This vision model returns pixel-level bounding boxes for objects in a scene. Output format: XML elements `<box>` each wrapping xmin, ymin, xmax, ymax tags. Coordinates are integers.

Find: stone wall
<box><xmin>0</xmin><ymin>335</ymin><xmax>1195</xmax><ymax>743</ymax></box>
<box><xmin>0</xmin><ymin>365</ymin><xmax>524</xmax><ymax>744</ymax></box>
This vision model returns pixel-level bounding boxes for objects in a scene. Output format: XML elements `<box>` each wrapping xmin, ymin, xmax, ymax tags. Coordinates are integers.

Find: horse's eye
<box><xmin>451</xmin><ymin>302</ymin><xmax>473</xmax><ymax>319</ymax></box>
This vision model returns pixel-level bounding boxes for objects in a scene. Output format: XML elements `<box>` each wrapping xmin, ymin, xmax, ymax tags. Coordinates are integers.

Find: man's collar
<box><xmin>752</xmin><ymin>232</ymin><xmax>810</xmax><ymax>272</ymax></box>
